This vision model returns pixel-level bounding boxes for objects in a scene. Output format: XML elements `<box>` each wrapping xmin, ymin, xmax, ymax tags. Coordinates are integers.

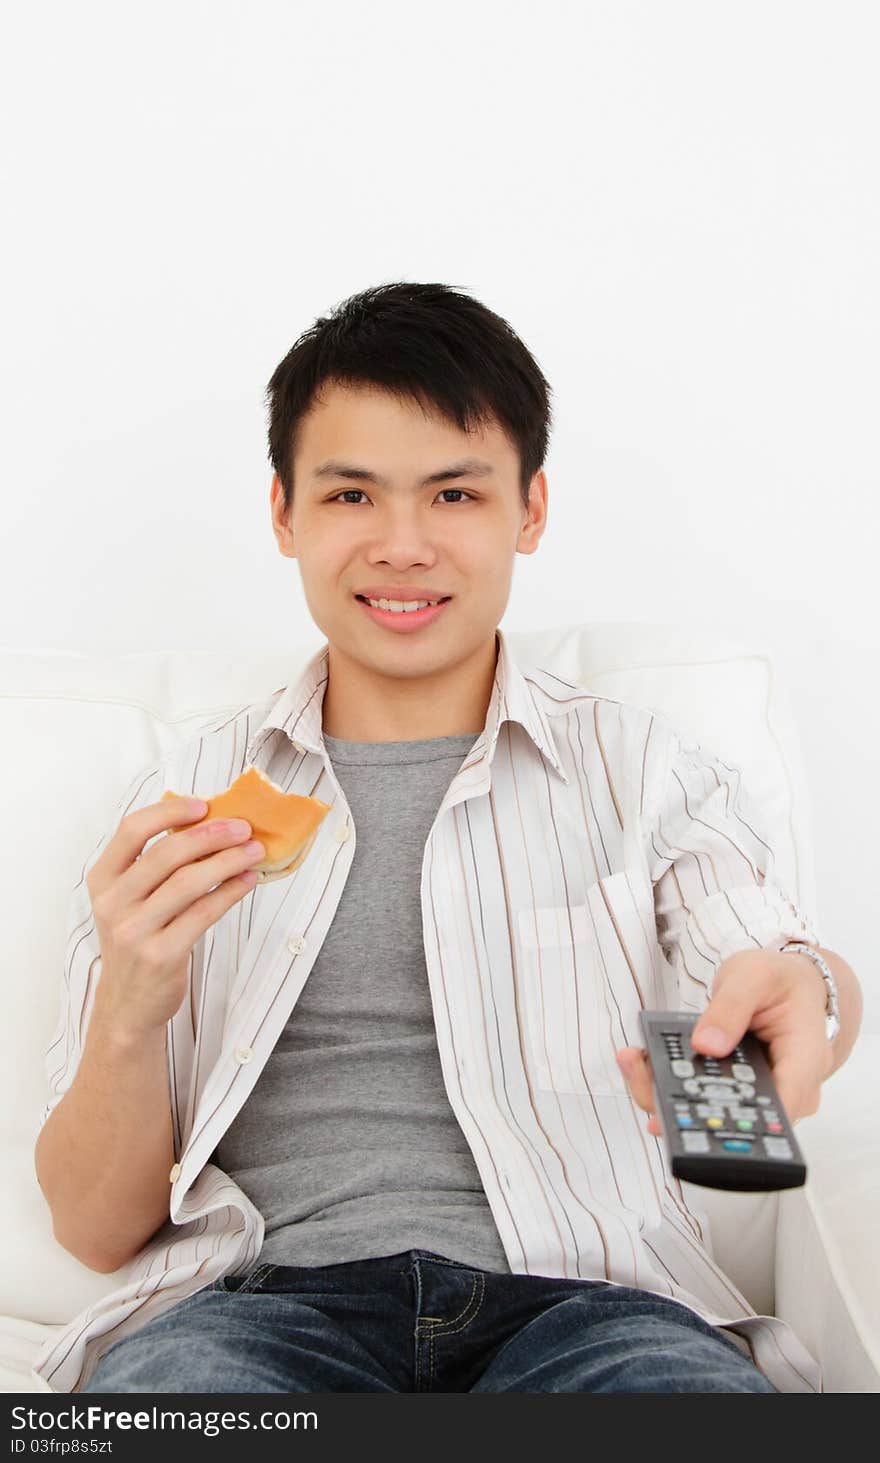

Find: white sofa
<box><xmin>2</xmin><ymin>621</ymin><xmax>878</xmax><ymax>1393</ymax></box>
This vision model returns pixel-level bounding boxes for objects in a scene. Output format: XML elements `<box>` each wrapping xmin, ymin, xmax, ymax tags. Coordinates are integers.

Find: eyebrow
<box><xmin>311</xmin><ymin>457</ymin><xmax>496</xmax><ymax>488</ymax></box>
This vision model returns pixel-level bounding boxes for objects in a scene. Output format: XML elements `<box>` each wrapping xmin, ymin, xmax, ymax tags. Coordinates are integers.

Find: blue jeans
<box><xmin>82</xmin><ymin>1250</ymin><xmax>776</xmax><ymax>1393</ymax></box>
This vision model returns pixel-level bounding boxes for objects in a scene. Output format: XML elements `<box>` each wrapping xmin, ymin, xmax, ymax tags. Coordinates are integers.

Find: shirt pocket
<box><xmin>515</xmin><ymin>877</ymin><xmax>637</xmax><ymax>1099</ymax></box>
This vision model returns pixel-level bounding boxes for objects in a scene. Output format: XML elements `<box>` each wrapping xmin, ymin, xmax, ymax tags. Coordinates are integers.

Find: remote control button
<box><xmin>735</xmin><ymin>1119</ymin><xmax>755</xmax><ymax>1131</ymax></box>
<box><xmin>703</xmin><ymin>1083</ymin><xmax>734</xmax><ymax>1099</ymax></box>
<box><xmin>706</xmin><ymin>1117</ymin><xmax>724</xmax><ymax>1129</ymax></box>
<box><xmin>696</xmin><ymin>1104</ymin><xmax>724</xmax><ymax>1117</ymax></box>
<box><xmin>766</xmin><ymin>1121</ymin><xmax>784</xmax><ymax>1134</ymax></box>
<box><xmin>723</xmin><ymin>1139</ymin><xmax>754</xmax><ymax>1152</ymax></box>
<box><xmin>736</xmin><ymin>1084</ymin><xmax>756</xmax><ymax>1099</ymax></box>
<box><xmin>681</xmin><ymin>1131</ymin><xmax>710</xmax><ymax>1152</ymax></box>
<box><xmin>731</xmin><ymin>1064</ymin><xmax>756</xmax><ymax>1081</ymax></box>
<box><xmin>683</xmin><ymin>1079</ymin><xmax>701</xmax><ymax>1095</ymax></box>
<box><xmin>676</xmin><ymin>1115</ymin><xmax>695</xmax><ymax>1128</ymax></box>
<box><xmin>756</xmin><ymin>1095</ymin><xmax>771</xmax><ymax>1105</ymax></box>
<box><xmin>763</xmin><ymin>1136</ymin><xmax>793</xmax><ymax>1157</ymax></box>
<box><xmin>671</xmin><ymin>1060</ymin><xmax>695</xmax><ymax>1077</ymax></box>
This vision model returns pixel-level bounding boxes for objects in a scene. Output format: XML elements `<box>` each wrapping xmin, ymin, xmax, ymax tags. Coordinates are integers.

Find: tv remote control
<box><xmin>638</xmin><ymin>1011</ymin><xmax>806</xmax><ymax>1191</ymax></box>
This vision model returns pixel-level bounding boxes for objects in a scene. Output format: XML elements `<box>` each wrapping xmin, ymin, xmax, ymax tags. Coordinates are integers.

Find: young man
<box><xmin>34</xmin><ymin>282</ymin><xmax>862</xmax><ymax>1395</ymax></box>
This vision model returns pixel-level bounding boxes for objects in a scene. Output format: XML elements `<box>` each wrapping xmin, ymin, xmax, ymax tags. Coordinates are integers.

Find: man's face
<box><xmin>270</xmin><ymin>380</ymin><xmax>547</xmax><ymax>682</ymax></box>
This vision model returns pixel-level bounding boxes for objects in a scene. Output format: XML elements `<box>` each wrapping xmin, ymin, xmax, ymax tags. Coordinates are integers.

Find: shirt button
<box><xmin>334</xmin><ymin>820</ymin><xmax>351</xmax><ymax>842</ymax></box>
<box><xmin>234</xmin><ymin>1045</ymin><xmax>253</xmax><ymax>1064</ymax></box>
<box><xmin>169</xmin><ymin>1163</ymin><xmax>181</xmax><ymax>1183</ymax></box>
<box><xmin>287</xmin><ymin>933</ymin><xmax>306</xmax><ymax>955</ymax></box>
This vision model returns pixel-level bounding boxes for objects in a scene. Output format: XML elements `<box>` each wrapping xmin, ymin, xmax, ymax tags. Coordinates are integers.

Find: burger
<box><xmin>162</xmin><ymin>766</ymin><xmax>333</xmax><ymax>884</ymax></box>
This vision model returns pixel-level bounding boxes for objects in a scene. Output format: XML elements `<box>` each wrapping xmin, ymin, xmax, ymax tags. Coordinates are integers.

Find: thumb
<box><xmin>691</xmin><ymin>995</ymin><xmax>752</xmax><ymax>1058</ymax></box>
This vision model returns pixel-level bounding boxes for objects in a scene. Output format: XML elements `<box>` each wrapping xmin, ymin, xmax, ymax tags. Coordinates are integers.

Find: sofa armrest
<box><xmin>774</xmin><ymin>1033</ymin><xmax>880</xmax><ymax>1392</ymax></box>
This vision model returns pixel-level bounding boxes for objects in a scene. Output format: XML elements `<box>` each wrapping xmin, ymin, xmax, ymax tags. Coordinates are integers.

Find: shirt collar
<box><xmin>245</xmin><ymin>625</ymin><xmax>569</xmax><ymax>785</ymax></box>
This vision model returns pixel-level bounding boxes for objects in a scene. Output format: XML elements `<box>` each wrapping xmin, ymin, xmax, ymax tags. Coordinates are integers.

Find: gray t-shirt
<box><xmin>213</xmin><ymin>730</ymin><xmax>511</xmax><ymax>1273</ymax></box>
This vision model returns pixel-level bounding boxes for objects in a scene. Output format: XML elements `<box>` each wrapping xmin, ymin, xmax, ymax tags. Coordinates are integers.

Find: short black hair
<box><xmin>265</xmin><ymin>281</ymin><xmax>553</xmax><ymax>516</ymax></box>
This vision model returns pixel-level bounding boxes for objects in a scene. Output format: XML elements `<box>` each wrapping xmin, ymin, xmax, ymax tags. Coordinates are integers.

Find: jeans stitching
<box><xmin>434</xmin><ymin>1270</ymin><xmax>486</xmax><ymax>1337</ymax></box>
<box><xmin>238</xmin><ymin>1261</ymin><xmax>278</xmax><ymax>1294</ymax></box>
<box><xmin>423</xmin><ymin>1272</ymin><xmax>485</xmax><ymax>1390</ymax></box>
<box><xmin>413</xmin><ymin>1253</ymin><xmax>474</xmax><ymax>1270</ymax></box>
<box><xmin>417</xmin><ymin>1269</ymin><xmax>485</xmax><ymax>1336</ymax></box>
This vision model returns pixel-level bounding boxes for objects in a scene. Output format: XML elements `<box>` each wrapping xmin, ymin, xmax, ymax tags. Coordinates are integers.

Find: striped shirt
<box><xmin>33</xmin><ymin>627</ymin><xmax>823</xmax><ymax>1393</ymax></box>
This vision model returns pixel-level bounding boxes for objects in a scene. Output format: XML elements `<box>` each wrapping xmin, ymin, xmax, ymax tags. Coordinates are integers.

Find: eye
<box><xmin>327</xmin><ymin>488</ymin><xmax>476</xmax><ymax>505</ymax></box>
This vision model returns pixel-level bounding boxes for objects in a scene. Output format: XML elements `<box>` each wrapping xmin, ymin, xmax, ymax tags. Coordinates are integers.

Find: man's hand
<box><xmin>615</xmin><ymin>947</ymin><xmax>835</xmax><ymax>1136</ymax></box>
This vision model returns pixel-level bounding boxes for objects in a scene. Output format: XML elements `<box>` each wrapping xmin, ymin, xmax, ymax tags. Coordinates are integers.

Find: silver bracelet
<box><xmin>780</xmin><ymin>941</ymin><xmax>840</xmax><ymax>1042</ymax></box>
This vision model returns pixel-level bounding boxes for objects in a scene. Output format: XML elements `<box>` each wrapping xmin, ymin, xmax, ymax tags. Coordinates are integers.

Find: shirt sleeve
<box><xmin>648</xmin><ymin>726</ymin><xmax>822</xmax><ymax>1014</ymax></box>
<box><xmin>37</xmin><ymin>757</ymin><xmax>171</xmax><ymax>1134</ymax></box>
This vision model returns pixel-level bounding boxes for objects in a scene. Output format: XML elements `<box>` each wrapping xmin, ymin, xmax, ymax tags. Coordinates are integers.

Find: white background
<box><xmin>1</xmin><ymin>1</ymin><xmax>877</xmax><ymax>1028</ymax></box>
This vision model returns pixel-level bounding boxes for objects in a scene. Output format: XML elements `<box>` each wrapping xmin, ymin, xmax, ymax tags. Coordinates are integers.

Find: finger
<box><xmin>767</xmin><ymin>1053</ymin><xmax>820</xmax><ymax>1124</ymax></box>
<box><xmin>123</xmin><ymin>818</ymin><xmax>260</xmax><ymax>924</ymax></box>
<box><xmin>617</xmin><ymin>1050</ymin><xmax>664</xmax><ymax>1135</ymax></box>
<box><xmin>616</xmin><ymin>1047</ymin><xmax>655</xmax><ymax>1112</ymax></box>
<box><xmin>88</xmin><ymin>795</ymin><xmax>210</xmax><ymax>898</ymax></box>
<box><xmin>691</xmin><ymin>960</ymin><xmax>781</xmax><ymax>1057</ymax></box>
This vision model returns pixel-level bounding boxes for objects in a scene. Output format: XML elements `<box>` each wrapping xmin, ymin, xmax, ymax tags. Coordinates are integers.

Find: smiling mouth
<box><xmin>355</xmin><ymin>595</ymin><xmax>453</xmax><ymax>606</ymax></box>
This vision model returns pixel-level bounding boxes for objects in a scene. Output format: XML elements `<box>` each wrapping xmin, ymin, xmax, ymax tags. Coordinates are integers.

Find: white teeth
<box><xmin>365</xmin><ymin>597</ymin><xmax>440</xmax><ymax>612</ymax></box>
